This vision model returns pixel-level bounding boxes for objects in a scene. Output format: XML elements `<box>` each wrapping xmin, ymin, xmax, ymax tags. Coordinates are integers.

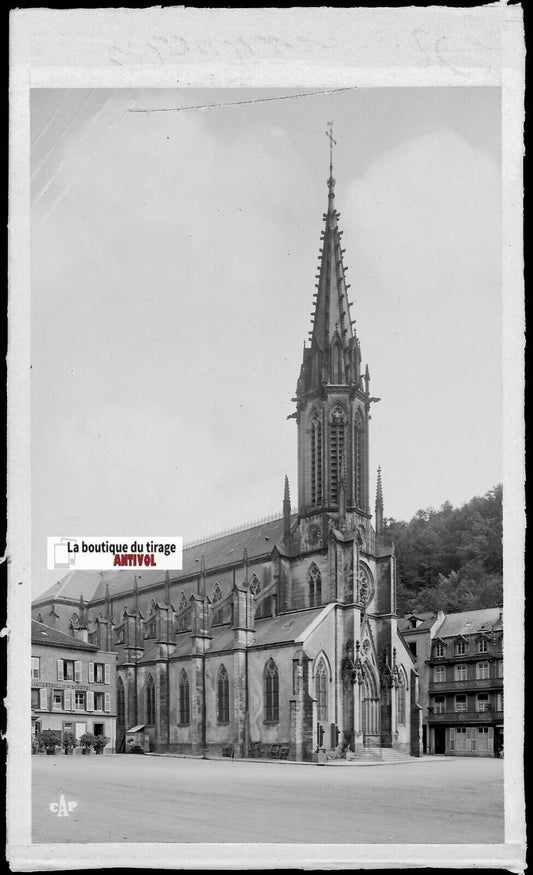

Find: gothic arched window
<box><xmin>249</xmin><ymin>574</ymin><xmax>261</xmax><ymax>596</ymax></box>
<box><xmin>146</xmin><ymin>674</ymin><xmax>156</xmax><ymax>725</ymax></box>
<box><xmin>217</xmin><ymin>664</ymin><xmax>230</xmax><ymax>724</ymax></box>
<box><xmin>179</xmin><ymin>669</ymin><xmax>190</xmax><ymax>725</ymax></box>
<box><xmin>117</xmin><ymin>677</ymin><xmax>125</xmax><ymax>725</ymax></box>
<box><xmin>36</xmin><ymin>613</ymin><xmax>43</xmax><ymax>623</ymax></box>
<box><xmin>315</xmin><ymin>658</ymin><xmax>328</xmax><ymax>722</ymax></box>
<box><xmin>308</xmin><ymin>563</ymin><xmax>322</xmax><ymax>607</ymax></box>
<box><xmin>149</xmin><ymin>599</ymin><xmax>156</xmax><ymax>615</ymax></box>
<box><xmin>310</xmin><ymin>409</ymin><xmax>323</xmax><ymax>506</ymax></box>
<box><xmin>397</xmin><ymin>673</ymin><xmax>406</xmax><ymax>725</ymax></box>
<box><xmin>264</xmin><ymin>658</ymin><xmax>279</xmax><ymax>723</ymax></box>
<box><xmin>354</xmin><ymin>409</ymin><xmax>364</xmax><ymax>507</ymax></box>
<box><xmin>329</xmin><ymin>405</ymin><xmax>346</xmax><ymax>504</ymax></box>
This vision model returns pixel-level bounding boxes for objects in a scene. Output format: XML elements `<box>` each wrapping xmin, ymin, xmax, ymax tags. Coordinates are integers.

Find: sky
<box><xmin>30</xmin><ymin>86</ymin><xmax>502</xmax><ymax>596</ymax></box>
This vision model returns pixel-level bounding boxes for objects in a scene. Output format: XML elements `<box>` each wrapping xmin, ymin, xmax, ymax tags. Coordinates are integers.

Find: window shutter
<box><xmin>57</xmin><ymin>659</ymin><xmax>63</xmax><ymax>680</ymax></box>
<box><xmin>104</xmin><ymin>664</ymin><xmax>110</xmax><ymax>685</ymax></box>
<box><xmin>104</xmin><ymin>692</ymin><xmax>110</xmax><ymax>713</ymax></box>
<box><xmin>63</xmin><ymin>689</ymin><xmax>70</xmax><ymax>711</ymax></box>
<box><xmin>67</xmin><ymin>688</ymin><xmax>74</xmax><ymax>711</ymax></box>
<box><xmin>39</xmin><ymin>688</ymin><xmax>48</xmax><ymax>710</ymax></box>
<box><xmin>88</xmin><ymin>662</ymin><xmax>94</xmax><ymax>683</ymax></box>
<box><xmin>74</xmin><ymin>661</ymin><xmax>82</xmax><ymax>682</ymax></box>
<box><xmin>449</xmin><ymin>728</ymin><xmax>455</xmax><ymax>751</ymax></box>
<box><xmin>86</xmin><ymin>691</ymin><xmax>94</xmax><ymax>712</ymax></box>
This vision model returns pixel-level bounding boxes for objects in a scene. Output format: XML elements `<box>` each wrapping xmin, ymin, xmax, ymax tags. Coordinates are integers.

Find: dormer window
<box><xmin>434</xmin><ymin>642</ymin><xmax>444</xmax><ymax>658</ymax></box>
<box><xmin>478</xmin><ymin>638</ymin><xmax>488</xmax><ymax>653</ymax></box>
<box><xmin>455</xmin><ymin>639</ymin><xmax>467</xmax><ymax>656</ymax></box>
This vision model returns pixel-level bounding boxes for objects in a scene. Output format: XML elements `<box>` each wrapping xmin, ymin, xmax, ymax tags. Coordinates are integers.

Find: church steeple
<box><xmin>375</xmin><ymin>465</ymin><xmax>384</xmax><ymax>536</ymax></box>
<box><xmin>293</xmin><ymin>129</ymin><xmax>372</xmax><ymax>522</ymax></box>
<box><xmin>304</xmin><ymin>125</ymin><xmax>359</xmax><ymax>389</ymax></box>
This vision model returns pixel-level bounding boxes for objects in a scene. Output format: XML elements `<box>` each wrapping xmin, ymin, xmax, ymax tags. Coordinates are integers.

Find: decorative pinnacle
<box><xmin>376</xmin><ymin>465</ymin><xmax>383</xmax><ymax>502</ymax></box>
<box><xmin>200</xmin><ymin>555</ymin><xmax>206</xmax><ymax>576</ymax></box>
<box><xmin>284</xmin><ymin>474</ymin><xmax>290</xmax><ymax>504</ymax></box>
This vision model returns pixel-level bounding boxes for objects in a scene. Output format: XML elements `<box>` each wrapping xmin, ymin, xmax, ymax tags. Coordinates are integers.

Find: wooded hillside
<box><xmin>384</xmin><ymin>485</ymin><xmax>503</xmax><ymax>616</ymax></box>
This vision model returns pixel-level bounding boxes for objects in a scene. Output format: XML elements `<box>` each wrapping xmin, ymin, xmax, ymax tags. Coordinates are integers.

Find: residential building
<box><xmin>31</xmin><ymin>619</ymin><xmax>117</xmax><ymax>751</ymax></box>
<box><xmin>401</xmin><ymin>607</ymin><xmax>503</xmax><ymax>757</ymax></box>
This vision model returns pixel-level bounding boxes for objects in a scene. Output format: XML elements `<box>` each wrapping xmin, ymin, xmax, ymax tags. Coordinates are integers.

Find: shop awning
<box><xmin>127</xmin><ymin>724</ymin><xmax>146</xmax><ymax>733</ymax></box>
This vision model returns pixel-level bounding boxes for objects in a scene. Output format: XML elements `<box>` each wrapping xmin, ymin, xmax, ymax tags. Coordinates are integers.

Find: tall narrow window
<box><xmin>397</xmin><ymin>675</ymin><xmax>406</xmax><ymax>724</ymax></box>
<box><xmin>146</xmin><ymin>674</ymin><xmax>156</xmax><ymax>725</ymax></box>
<box><xmin>315</xmin><ymin>659</ymin><xmax>328</xmax><ymax>722</ymax></box>
<box><xmin>179</xmin><ymin>670</ymin><xmax>190</xmax><ymax>725</ymax></box>
<box><xmin>117</xmin><ymin>677</ymin><xmax>125</xmax><ymax>725</ymax></box>
<box><xmin>476</xmin><ymin>661</ymin><xmax>490</xmax><ymax>680</ymax></box>
<box><xmin>217</xmin><ymin>664</ymin><xmax>230</xmax><ymax>724</ymax></box>
<box><xmin>264</xmin><ymin>658</ymin><xmax>279</xmax><ymax>722</ymax></box>
<box><xmin>329</xmin><ymin>406</ymin><xmax>346</xmax><ymax>505</ymax></box>
<box><xmin>455</xmin><ymin>664</ymin><xmax>467</xmax><ymax>681</ymax></box>
<box><xmin>308</xmin><ymin>563</ymin><xmax>322</xmax><ymax>607</ymax></box>
<box><xmin>434</xmin><ymin>696</ymin><xmax>445</xmax><ymax>714</ymax></box>
<box><xmin>354</xmin><ymin>410</ymin><xmax>364</xmax><ymax>507</ymax></box>
<box><xmin>455</xmin><ymin>694</ymin><xmax>467</xmax><ymax>712</ymax></box>
<box><xmin>310</xmin><ymin>410</ymin><xmax>322</xmax><ymax>506</ymax></box>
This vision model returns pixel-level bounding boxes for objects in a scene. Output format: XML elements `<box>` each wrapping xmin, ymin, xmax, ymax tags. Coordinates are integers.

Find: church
<box><xmin>32</xmin><ymin>152</ymin><xmax>422</xmax><ymax>761</ymax></box>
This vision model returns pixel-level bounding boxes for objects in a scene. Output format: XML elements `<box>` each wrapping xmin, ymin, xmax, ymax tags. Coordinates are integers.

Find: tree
<box><xmin>385</xmin><ymin>485</ymin><xmax>503</xmax><ymax>615</ymax></box>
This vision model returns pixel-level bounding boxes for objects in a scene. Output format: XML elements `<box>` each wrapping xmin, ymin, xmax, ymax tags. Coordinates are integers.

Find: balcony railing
<box><xmin>429</xmin><ymin>678</ymin><xmax>503</xmax><ymax>692</ymax></box>
<box><xmin>427</xmin><ymin>710</ymin><xmax>503</xmax><ymax>724</ymax></box>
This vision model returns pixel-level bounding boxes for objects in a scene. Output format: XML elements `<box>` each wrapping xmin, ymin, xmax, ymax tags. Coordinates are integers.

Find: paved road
<box><xmin>32</xmin><ymin>755</ymin><xmax>504</xmax><ymax>844</ymax></box>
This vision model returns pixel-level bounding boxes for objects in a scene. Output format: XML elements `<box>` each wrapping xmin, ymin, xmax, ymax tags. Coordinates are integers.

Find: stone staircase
<box><xmin>353</xmin><ymin>746</ymin><xmax>412</xmax><ymax>763</ymax></box>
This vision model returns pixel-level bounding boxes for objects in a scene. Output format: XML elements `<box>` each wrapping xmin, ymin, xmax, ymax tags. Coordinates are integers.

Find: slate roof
<box><xmin>31</xmin><ymin>619</ymin><xmax>99</xmax><ymax>651</ymax></box>
<box><xmin>33</xmin><ymin>516</ymin><xmax>295</xmax><ymax>607</ymax></box>
<box><xmin>398</xmin><ymin>613</ymin><xmax>439</xmax><ymax>634</ymax></box>
<box><xmin>163</xmin><ymin>607</ymin><xmax>327</xmax><ymax>661</ymax></box>
<box><xmin>436</xmin><ymin>607</ymin><xmax>502</xmax><ymax>639</ymax></box>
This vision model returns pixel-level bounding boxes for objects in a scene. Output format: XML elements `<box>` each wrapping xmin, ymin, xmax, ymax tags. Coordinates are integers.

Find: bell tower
<box><xmin>292</xmin><ymin>127</ymin><xmax>378</xmax><ymax>540</ymax></box>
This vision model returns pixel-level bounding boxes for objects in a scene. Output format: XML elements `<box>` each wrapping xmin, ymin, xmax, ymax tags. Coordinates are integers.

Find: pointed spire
<box><xmin>133</xmin><ymin>575</ymin><xmax>139</xmax><ymax>613</ymax></box>
<box><xmin>283</xmin><ymin>475</ymin><xmax>291</xmax><ymax>544</ymax></box>
<box><xmin>200</xmin><ymin>555</ymin><xmax>206</xmax><ymax>598</ymax></box>
<box><xmin>375</xmin><ymin>465</ymin><xmax>384</xmax><ymax>536</ymax></box>
<box><xmin>242</xmin><ymin>547</ymin><xmax>249</xmax><ymax>584</ymax></box>
<box><xmin>79</xmin><ymin>593</ymin><xmax>85</xmax><ymax>625</ymax></box>
<box><xmin>104</xmin><ymin>584</ymin><xmax>110</xmax><ymax>620</ymax></box>
<box><xmin>165</xmin><ymin>569</ymin><xmax>170</xmax><ymax>606</ymax></box>
<box><xmin>364</xmin><ymin>364</ymin><xmax>370</xmax><ymax>394</ymax></box>
<box><xmin>300</xmin><ymin>127</ymin><xmax>359</xmax><ymax>393</ymax></box>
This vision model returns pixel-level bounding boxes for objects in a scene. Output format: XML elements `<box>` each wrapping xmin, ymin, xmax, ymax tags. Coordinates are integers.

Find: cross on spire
<box><xmin>326</xmin><ymin>121</ymin><xmax>337</xmax><ymax>177</ymax></box>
